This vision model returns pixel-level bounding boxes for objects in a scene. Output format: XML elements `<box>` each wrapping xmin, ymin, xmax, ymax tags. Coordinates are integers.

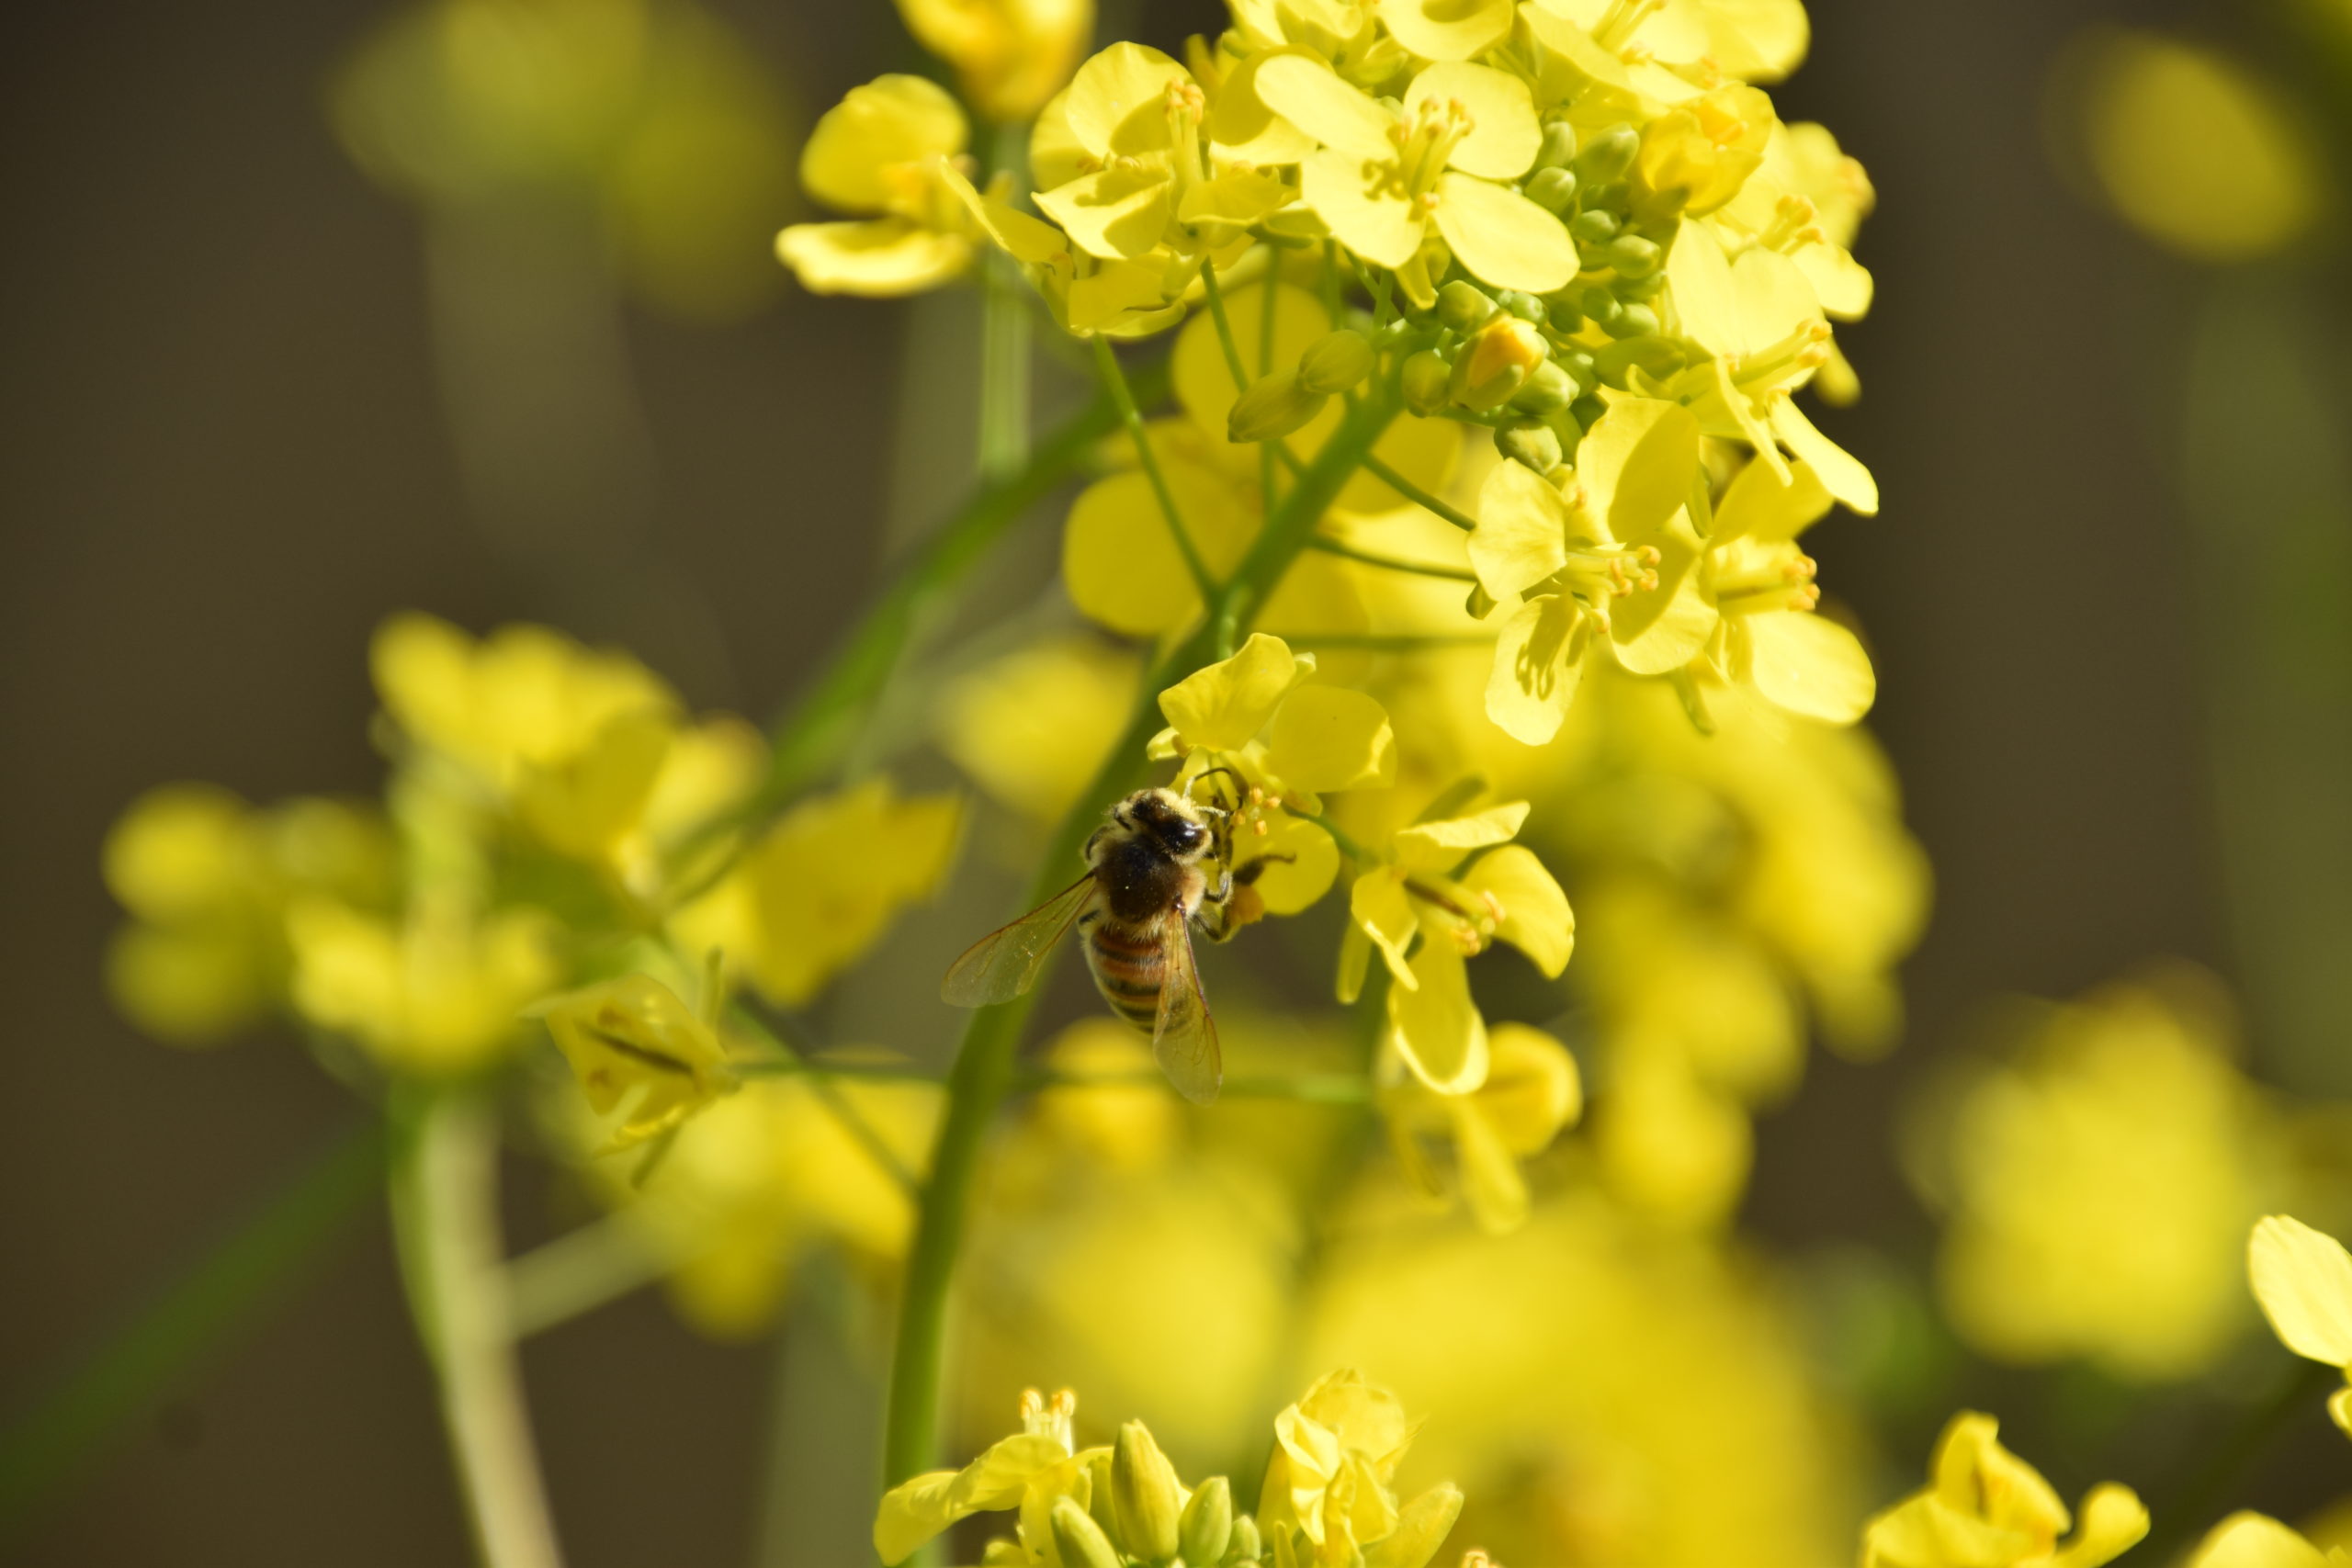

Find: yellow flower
<box><xmin>2249</xmin><ymin>1214</ymin><xmax>2352</xmax><ymax>1436</ymax></box>
<box><xmin>1255</xmin><ymin>54</ymin><xmax>1577</xmax><ymax>303</ymax></box>
<box><xmin>1260</xmin><ymin>1370</ymin><xmax>1462</xmax><ymax>1568</ymax></box>
<box><xmin>104</xmin><ymin>785</ymin><xmax>398</xmax><ymax>1044</ymax></box>
<box><xmin>1633</xmin><ymin>85</ymin><xmax>1776</xmax><ymax>219</ymax></box>
<box><xmin>875</xmin><ymin>1387</ymin><xmax>1089</xmax><ymax>1566</ymax></box>
<box><xmin>1381</xmin><ymin>1022</ymin><xmax>1580</xmax><ymax>1233</ymax></box>
<box><xmin>1339</xmin><ymin>795</ymin><xmax>1574</xmax><ymax>1093</ymax></box>
<box><xmin>776</xmin><ymin>74</ymin><xmax>988</xmax><ymax>296</ymax></box>
<box><xmin>934</xmin><ymin>636</ymin><xmax>1141</xmax><ymax>823</ymax></box>
<box><xmin>534</xmin><ymin>973</ymin><xmax>735</xmax><ymax>1150</ymax></box>
<box><xmin>670</xmin><ymin>776</ymin><xmax>964</xmax><ymax>1008</ymax></box>
<box><xmin>1523</xmin><ymin>0</ymin><xmax>1811</xmax><ymax>84</ymax></box>
<box><xmin>2188</xmin><ymin>1514</ymin><xmax>2352</xmax><ymax>1568</ymax></box>
<box><xmin>895</xmin><ymin>0</ymin><xmax>1093</xmax><ymax>123</ymax></box>
<box><xmin>2070</xmin><ymin>31</ymin><xmax>2321</xmax><ymax>265</ymax></box>
<box><xmin>1705</xmin><ymin>454</ymin><xmax>1876</xmax><ymax>724</ymax></box>
<box><xmin>286</xmin><ymin>896</ymin><xmax>559</xmax><ymax>1075</ymax></box>
<box><xmin>1918</xmin><ymin>971</ymin><xmax>2285</xmax><ymax>1381</ymax></box>
<box><xmin>1859</xmin><ymin>1412</ymin><xmax>2146</xmax><ymax>1568</ymax></box>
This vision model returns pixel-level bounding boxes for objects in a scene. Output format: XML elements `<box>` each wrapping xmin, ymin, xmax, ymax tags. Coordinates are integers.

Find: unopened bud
<box><xmin>1050</xmin><ymin>1497</ymin><xmax>1124</xmax><ymax>1568</ymax></box>
<box><xmin>1555</xmin><ymin>348</ymin><xmax>1599</xmax><ymax>400</ymax></box>
<box><xmin>1603</xmin><ymin>234</ymin><xmax>1660</xmax><ymax>276</ymax></box>
<box><xmin>1578</xmin><ymin>285</ymin><xmax>1622</xmax><ymax>330</ymax></box>
<box><xmin>1496</xmin><ymin>289</ymin><xmax>1546</xmax><ymax>324</ymax></box>
<box><xmin>1227</xmin><ymin>1513</ymin><xmax>1263</xmax><ymax>1563</ymax></box>
<box><xmin>1112</xmin><ymin>1421</ymin><xmax>1183</xmax><ymax>1562</ymax></box>
<box><xmin>1496</xmin><ymin>422</ymin><xmax>1563</xmax><ymax>474</ymax></box>
<box><xmin>1573</xmin><ymin>123</ymin><xmax>1638</xmax><ymax>183</ymax></box>
<box><xmin>1525</xmin><ymin>164</ymin><xmax>1577</xmax><ymax>215</ymax></box>
<box><xmin>1451</xmin><ymin>317</ymin><xmax>1548</xmax><ymax>412</ymax></box>
<box><xmin>1437</xmin><ymin>279</ymin><xmax>1498</xmax><ymax>333</ymax></box>
<box><xmin>1464</xmin><ymin>581</ymin><xmax>1498</xmax><ymax>620</ymax></box>
<box><xmin>1298</xmin><ymin>330</ymin><xmax>1373</xmax><ymax>394</ymax></box>
<box><xmin>1401</xmin><ymin>349</ymin><xmax>1452</xmax><ymax>416</ymax></box>
<box><xmin>1602</xmin><ymin>302</ymin><xmax>1659</xmax><ymax>340</ymax></box>
<box><xmin>1569</xmin><ymin>209</ymin><xmax>1620</xmax><ymax>244</ymax></box>
<box><xmin>1361</xmin><ymin>1483</ymin><xmax>1464</xmax><ymax>1568</ymax></box>
<box><xmin>1180</xmin><ymin>1475</ymin><xmax>1233</xmax><ymax>1567</ymax></box>
<box><xmin>1534</xmin><ymin>119</ymin><xmax>1578</xmax><ymax>171</ymax></box>
<box><xmin>1594</xmin><ymin>334</ymin><xmax>1685</xmax><ymax>389</ymax></box>
<box><xmin>1227</xmin><ymin>371</ymin><xmax>1328</xmax><ymax>443</ymax></box>
<box><xmin>1510</xmin><ymin>360</ymin><xmax>1576</xmax><ymax>416</ymax></box>
<box><xmin>1545</xmin><ymin>296</ymin><xmax>1585</xmax><ymax>334</ymax></box>
<box><xmin>1549</xmin><ymin>406</ymin><xmax>1585</xmax><ymax>463</ymax></box>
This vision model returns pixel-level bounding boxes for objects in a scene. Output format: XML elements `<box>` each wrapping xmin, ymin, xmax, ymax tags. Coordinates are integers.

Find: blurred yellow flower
<box><xmin>1260</xmin><ymin>1370</ymin><xmax>1464</xmax><ymax>1568</ymax></box>
<box><xmin>2188</xmin><ymin>1513</ymin><xmax>2352</xmax><ymax>1568</ymax></box>
<box><xmin>1381</xmin><ymin>1021</ymin><xmax>1579</xmax><ymax>1234</ymax></box>
<box><xmin>2070</xmin><ymin>30</ymin><xmax>2321</xmax><ymax>265</ymax></box>
<box><xmin>935</xmin><ymin>636</ymin><xmax>1140</xmax><ymax>824</ymax></box>
<box><xmin>533</xmin><ymin>972</ymin><xmax>734</xmax><ymax>1151</ymax></box>
<box><xmin>671</xmin><ymin>776</ymin><xmax>963</xmax><ymax>1008</ymax></box>
<box><xmin>2249</xmin><ymin>1214</ymin><xmax>2352</xmax><ymax>1437</ymax></box>
<box><xmin>896</xmin><ymin>0</ymin><xmax>1093</xmax><ymax>123</ymax></box>
<box><xmin>776</xmin><ymin>74</ymin><xmax>989</xmax><ymax>297</ymax></box>
<box><xmin>286</xmin><ymin>896</ymin><xmax>558</xmax><ymax>1075</ymax></box>
<box><xmin>1918</xmin><ymin>972</ymin><xmax>2285</xmax><ymax>1380</ymax></box>
<box><xmin>1859</xmin><ymin>1411</ymin><xmax>2145</xmax><ymax>1568</ymax></box>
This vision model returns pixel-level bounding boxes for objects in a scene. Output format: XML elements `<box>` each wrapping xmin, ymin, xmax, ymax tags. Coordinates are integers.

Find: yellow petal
<box><xmin>1351</xmin><ymin>872</ymin><xmax>1420</xmax><ymax>987</ymax></box>
<box><xmin>103</xmin><ymin>784</ymin><xmax>255</xmax><ymax>920</ymax></box>
<box><xmin>1242</xmin><ymin>813</ymin><xmax>1342</xmax><ymax>914</ymax></box>
<box><xmin>1433</xmin><ymin>172</ymin><xmax>1578</xmax><ymax>293</ymax></box>
<box><xmin>1173</xmin><ymin>279</ymin><xmax>1333</xmax><ymax>441</ymax></box>
<box><xmin>1209</xmin><ymin>47</ymin><xmax>1322</xmax><ymax>165</ymax></box>
<box><xmin>873</xmin><ymin>1433</ymin><xmax>1069</xmax><ymax>1564</ymax></box>
<box><xmin>1302</xmin><ymin>149</ymin><xmax>1424</xmax><ymax>269</ymax></box>
<box><xmin>1477</xmin><ymin>1022</ymin><xmax>1580</xmax><ymax>1151</ymax></box>
<box><xmin>1377</xmin><ymin>0</ymin><xmax>1513</xmax><ymax>61</ymax></box>
<box><xmin>1609</xmin><ymin>511</ymin><xmax>1716</xmax><ymax>675</ymax></box>
<box><xmin>1387</xmin><ymin>930</ymin><xmax>1488</xmax><ymax>1092</ymax></box>
<box><xmin>1267</xmin><ymin>685</ymin><xmax>1396</xmax><ymax>793</ymax></box>
<box><xmin>1449</xmin><ymin>1099</ymin><xmax>1530</xmax><ymax>1233</ymax></box>
<box><xmin>2333</xmin><ymin>1385</ymin><xmax>2352</xmax><ymax>1440</ymax></box>
<box><xmin>1063</xmin><ymin>459</ymin><xmax>1252</xmax><ymax>635</ymax></box>
<box><xmin>2055</xmin><ymin>1485</ymin><xmax>2150</xmax><ymax>1568</ymax></box>
<box><xmin>1035</xmin><ymin>164</ymin><xmax>1173</xmax><ymax>259</ymax></box>
<box><xmin>1031</xmin><ymin>86</ymin><xmax>1089</xmax><ymax>189</ymax></box>
<box><xmin>1517</xmin><ymin>3</ymin><xmax>1641</xmax><ymax>115</ymax></box>
<box><xmin>1486</xmin><ymin>594</ymin><xmax>1585</xmax><ymax>744</ymax></box>
<box><xmin>1065</xmin><ymin>42</ymin><xmax>1191</xmax><ymax>158</ymax></box>
<box><xmin>941</xmin><ymin>164</ymin><xmax>1071</xmax><ymax>264</ymax></box>
<box><xmin>1469</xmin><ymin>457</ymin><xmax>1572</xmax><ymax>600</ymax></box>
<box><xmin>1713</xmin><ymin>453</ymin><xmax>1832</xmax><ymax>542</ymax></box>
<box><xmin>1770</xmin><ymin>397</ymin><xmax>1878</xmax><ymax>514</ymax></box>
<box><xmin>1460</xmin><ymin>845</ymin><xmax>1573</xmax><ymax>976</ymax></box>
<box><xmin>1335</xmin><ymin>412</ymin><xmax>1463</xmax><ymax>514</ymax></box>
<box><xmin>776</xmin><ymin>219</ymin><xmax>973</xmax><ymax>296</ymax></box>
<box><xmin>1741</xmin><ymin>610</ymin><xmax>1874</xmax><ymax>723</ymax></box>
<box><xmin>1394</xmin><ymin>802</ymin><xmax>1529</xmax><ymax>871</ymax></box>
<box><xmin>1158</xmin><ymin>632</ymin><xmax>1306</xmax><ymax>750</ymax></box>
<box><xmin>1253</xmin><ymin>54</ymin><xmax>1396</xmax><ymax>163</ymax></box>
<box><xmin>2251</xmin><ymin>1215</ymin><xmax>2352</xmax><ymax>1367</ymax></box>
<box><xmin>800</xmin><ymin>75</ymin><xmax>968</xmax><ymax>213</ymax></box>
<box><xmin>515</xmin><ymin>708</ymin><xmax>673</xmax><ymax>859</ymax></box>
<box><xmin>2187</xmin><ymin>1514</ymin><xmax>2331</xmax><ymax>1568</ymax></box>
<box><xmin>1577</xmin><ymin>396</ymin><xmax>1702</xmax><ymax>541</ymax></box>
<box><xmin>1702</xmin><ymin>0</ymin><xmax>1810</xmax><ymax>82</ymax></box>
<box><xmin>1407</xmin><ymin>62</ymin><xmax>1538</xmax><ymax>178</ymax></box>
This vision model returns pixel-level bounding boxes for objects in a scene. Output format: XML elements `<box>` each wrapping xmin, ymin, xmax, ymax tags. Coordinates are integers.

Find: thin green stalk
<box><xmin>1361</xmin><ymin>454</ymin><xmax>1477</xmax><ymax>532</ymax></box>
<box><xmin>1199</xmin><ymin>263</ymin><xmax>1253</xmax><ymax>396</ymax></box>
<box><xmin>1304</xmin><ymin>535</ymin><xmax>1477</xmax><ymax>581</ymax></box>
<box><xmin>0</xmin><ymin>1122</ymin><xmax>382</xmax><ymax>1535</ymax></box>
<box><xmin>506</xmin><ymin>1216</ymin><xmax>672</xmax><ymax>1339</ymax></box>
<box><xmin>1092</xmin><ymin>336</ymin><xmax>1217</xmax><ymax>601</ymax></box>
<box><xmin>881</xmin><ymin>386</ymin><xmax>1400</xmax><ymax>1488</ymax></box>
<box><xmin>729</xmin><ymin>1008</ymin><xmax>918</xmax><ymax>1194</ymax></box>
<box><xmin>978</xmin><ymin>126</ymin><xmax>1032</xmax><ymax>482</ymax></box>
<box><xmin>390</xmin><ymin>1089</ymin><xmax>564</xmax><ymax>1568</ymax></box>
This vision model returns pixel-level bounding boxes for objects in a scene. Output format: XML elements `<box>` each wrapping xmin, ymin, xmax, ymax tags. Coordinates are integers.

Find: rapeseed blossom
<box><xmin>2249</xmin><ymin>1214</ymin><xmax>2352</xmax><ymax>1437</ymax></box>
<box><xmin>2188</xmin><ymin>1513</ymin><xmax>2352</xmax><ymax>1568</ymax></box>
<box><xmin>1859</xmin><ymin>1411</ymin><xmax>2146</xmax><ymax>1568</ymax></box>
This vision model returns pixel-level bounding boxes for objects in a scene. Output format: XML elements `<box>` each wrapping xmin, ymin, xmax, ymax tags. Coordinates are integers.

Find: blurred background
<box><xmin>6</xmin><ymin>0</ymin><xmax>2351</xmax><ymax>1562</ymax></box>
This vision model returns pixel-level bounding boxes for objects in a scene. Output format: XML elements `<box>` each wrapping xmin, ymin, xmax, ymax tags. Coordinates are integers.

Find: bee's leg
<box><xmin>1196</xmin><ymin>865</ymin><xmax>1240</xmax><ymax>942</ymax></box>
<box><xmin>1234</xmin><ymin>853</ymin><xmax>1294</xmax><ymax>887</ymax></box>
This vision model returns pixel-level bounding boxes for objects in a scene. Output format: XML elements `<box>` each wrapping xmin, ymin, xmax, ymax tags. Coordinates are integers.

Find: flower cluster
<box><xmin>877</xmin><ymin>1373</ymin><xmax>1473</xmax><ymax>1568</ymax></box>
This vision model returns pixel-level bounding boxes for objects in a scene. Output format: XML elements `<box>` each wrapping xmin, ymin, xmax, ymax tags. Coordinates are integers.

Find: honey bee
<box><xmin>942</xmin><ymin>782</ymin><xmax>1264</xmax><ymax>1104</ymax></box>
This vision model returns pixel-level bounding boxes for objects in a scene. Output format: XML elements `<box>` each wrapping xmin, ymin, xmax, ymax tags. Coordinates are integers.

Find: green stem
<box><xmin>505</xmin><ymin>1216</ymin><xmax>672</xmax><ymax>1339</ymax></box>
<box><xmin>978</xmin><ymin>126</ymin><xmax>1032</xmax><ymax>483</ymax></box>
<box><xmin>1361</xmin><ymin>454</ymin><xmax>1476</xmax><ymax>532</ymax></box>
<box><xmin>389</xmin><ymin>1089</ymin><xmax>564</xmax><ymax>1568</ymax></box>
<box><xmin>1092</xmin><ymin>336</ymin><xmax>1216</xmax><ymax>602</ymax></box>
<box><xmin>2137</xmin><ymin>1359</ymin><xmax>2336</xmax><ymax>1566</ymax></box>
<box><xmin>1199</xmin><ymin>263</ymin><xmax>1253</xmax><ymax>396</ymax></box>
<box><xmin>0</xmin><ymin>1122</ymin><xmax>382</xmax><ymax>1536</ymax></box>
<box><xmin>1303</xmin><ymin>534</ymin><xmax>1476</xmax><ymax>581</ymax></box>
<box><xmin>880</xmin><ymin>386</ymin><xmax>1401</xmax><ymax>1488</ymax></box>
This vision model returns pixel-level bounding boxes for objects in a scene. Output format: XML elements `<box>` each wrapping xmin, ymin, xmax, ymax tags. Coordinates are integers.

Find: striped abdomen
<box><xmin>1083</xmin><ymin>913</ymin><xmax>1169</xmax><ymax>1033</ymax></box>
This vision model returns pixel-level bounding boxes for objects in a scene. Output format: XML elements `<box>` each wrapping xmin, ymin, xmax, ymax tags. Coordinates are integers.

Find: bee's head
<box><xmin>1123</xmin><ymin>787</ymin><xmax>1216</xmax><ymax>858</ymax></box>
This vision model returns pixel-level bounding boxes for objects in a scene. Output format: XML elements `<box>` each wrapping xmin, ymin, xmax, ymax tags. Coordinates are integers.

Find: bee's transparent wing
<box><xmin>1152</xmin><ymin>916</ymin><xmax>1222</xmax><ymax>1105</ymax></box>
<box><xmin>940</xmin><ymin>874</ymin><xmax>1096</xmax><ymax>1008</ymax></box>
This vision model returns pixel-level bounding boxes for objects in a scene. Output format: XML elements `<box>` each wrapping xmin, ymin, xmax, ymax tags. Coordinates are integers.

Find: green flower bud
<box><xmin>1570</xmin><ymin>392</ymin><xmax>1608</xmax><ymax>429</ymax></box>
<box><xmin>1569</xmin><ymin>209</ymin><xmax>1620</xmax><ymax>244</ymax></box>
<box><xmin>1601</xmin><ymin>301</ymin><xmax>1659</xmax><ymax>340</ymax></box>
<box><xmin>1545</xmin><ymin>296</ymin><xmax>1586</xmax><ymax>334</ymax></box>
<box><xmin>1298</xmin><ymin>329</ymin><xmax>1374</xmax><ymax>395</ymax></box>
<box><xmin>1496</xmin><ymin>422</ymin><xmax>1563</xmax><ymax>474</ymax></box>
<box><xmin>1180</xmin><ymin>1476</ymin><xmax>1233</xmax><ymax>1567</ymax></box>
<box><xmin>1573</xmin><ymin>123</ymin><xmax>1638</xmax><ymax>183</ymax></box>
<box><xmin>1594</xmin><ymin>334</ymin><xmax>1685</xmax><ymax>389</ymax></box>
<box><xmin>1496</xmin><ymin>289</ymin><xmax>1546</xmax><ymax>324</ymax></box>
<box><xmin>1583</xmin><ymin>179</ymin><xmax>1630</xmax><ymax>211</ymax></box>
<box><xmin>1112</xmin><ymin>1421</ymin><xmax>1183</xmax><ymax>1562</ymax></box>
<box><xmin>1525</xmin><ymin>164</ymin><xmax>1577</xmax><ymax>215</ymax></box>
<box><xmin>1619</xmin><ymin>268</ymin><xmax>1666</xmax><ymax>301</ymax></box>
<box><xmin>1603</xmin><ymin>234</ymin><xmax>1661</xmax><ymax>276</ymax></box>
<box><xmin>1437</xmin><ymin>279</ymin><xmax>1498</xmax><ymax>333</ymax></box>
<box><xmin>1401</xmin><ymin>349</ymin><xmax>1452</xmax><ymax>416</ymax></box>
<box><xmin>1549</xmin><ymin>406</ymin><xmax>1585</xmax><ymax>463</ymax></box>
<box><xmin>1578</xmin><ymin>285</ymin><xmax>1622</xmax><ymax>329</ymax></box>
<box><xmin>1510</xmin><ymin>360</ymin><xmax>1576</xmax><ymax>416</ymax></box>
<box><xmin>1227</xmin><ymin>1513</ymin><xmax>1262</xmax><ymax>1564</ymax></box>
<box><xmin>1555</xmin><ymin>348</ymin><xmax>1600</xmax><ymax>400</ymax></box>
<box><xmin>1361</xmin><ymin>1483</ymin><xmax>1464</xmax><ymax>1568</ymax></box>
<box><xmin>1533</xmin><ymin>119</ymin><xmax>1578</xmax><ymax>171</ymax></box>
<box><xmin>1227</xmin><ymin>371</ymin><xmax>1329</xmax><ymax>443</ymax></box>
<box><xmin>1051</xmin><ymin>1496</ymin><xmax>1124</xmax><ymax>1568</ymax></box>
<box><xmin>1451</xmin><ymin>316</ymin><xmax>1548</xmax><ymax>412</ymax></box>
<box><xmin>1464</xmin><ymin>581</ymin><xmax>1499</xmax><ymax>620</ymax></box>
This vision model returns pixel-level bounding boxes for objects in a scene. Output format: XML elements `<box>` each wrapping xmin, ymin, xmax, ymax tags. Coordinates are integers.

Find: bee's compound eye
<box><xmin>1164</xmin><ymin>819</ymin><xmax>1205</xmax><ymax>852</ymax></box>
